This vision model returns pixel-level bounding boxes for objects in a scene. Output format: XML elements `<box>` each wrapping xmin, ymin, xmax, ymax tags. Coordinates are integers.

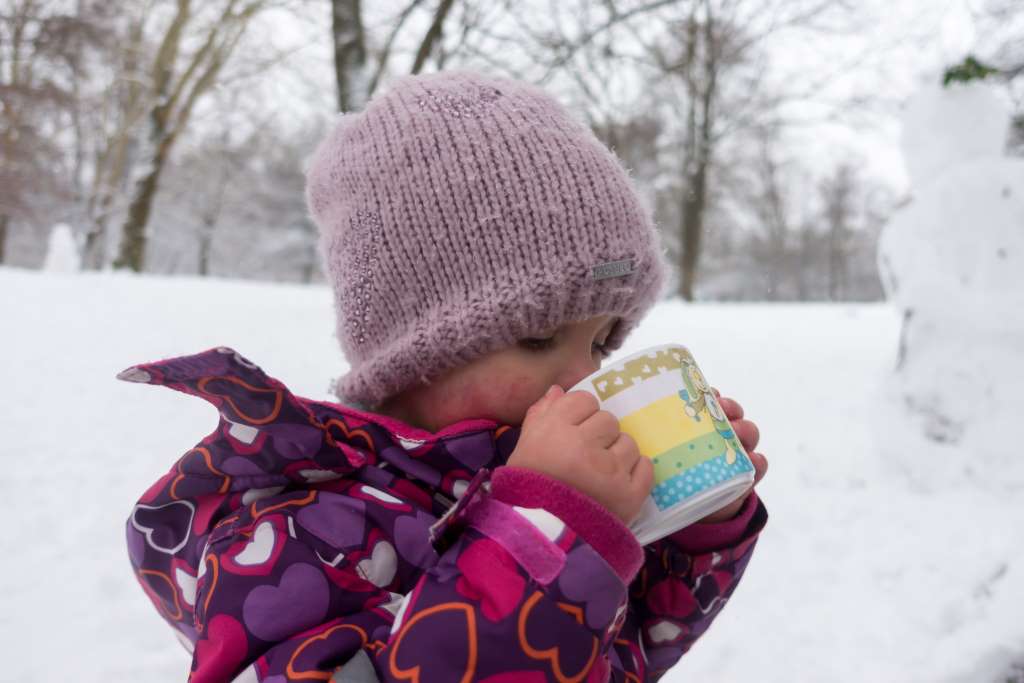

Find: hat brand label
<box><xmin>591</xmin><ymin>259</ymin><xmax>635</xmax><ymax>281</ymax></box>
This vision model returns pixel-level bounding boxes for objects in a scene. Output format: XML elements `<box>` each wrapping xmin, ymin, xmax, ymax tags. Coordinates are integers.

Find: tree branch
<box><xmin>150</xmin><ymin>0</ymin><xmax>192</xmax><ymax>120</ymax></box>
<box><xmin>366</xmin><ymin>0</ymin><xmax>425</xmax><ymax>95</ymax></box>
<box><xmin>171</xmin><ymin>2</ymin><xmax>262</xmax><ymax>138</ymax></box>
<box><xmin>411</xmin><ymin>0</ymin><xmax>456</xmax><ymax>74</ymax></box>
<box><xmin>537</xmin><ymin>0</ymin><xmax>680</xmax><ymax>82</ymax></box>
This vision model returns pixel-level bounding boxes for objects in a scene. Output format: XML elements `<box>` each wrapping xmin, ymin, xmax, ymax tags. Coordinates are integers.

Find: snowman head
<box><xmin>901</xmin><ymin>81</ymin><xmax>1011</xmax><ymax>189</ymax></box>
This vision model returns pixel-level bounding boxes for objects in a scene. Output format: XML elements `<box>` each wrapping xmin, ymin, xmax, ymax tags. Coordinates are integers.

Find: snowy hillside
<box><xmin>2</xmin><ymin>267</ymin><xmax>1022</xmax><ymax>682</ymax></box>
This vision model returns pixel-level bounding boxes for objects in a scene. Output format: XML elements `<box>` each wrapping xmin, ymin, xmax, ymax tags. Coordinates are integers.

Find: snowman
<box><xmin>42</xmin><ymin>223</ymin><xmax>81</xmax><ymax>273</ymax></box>
<box><xmin>877</xmin><ymin>77</ymin><xmax>1024</xmax><ymax>486</ymax></box>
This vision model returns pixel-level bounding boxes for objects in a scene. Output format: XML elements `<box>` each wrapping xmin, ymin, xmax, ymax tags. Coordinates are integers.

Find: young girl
<box><xmin>123</xmin><ymin>71</ymin><xmax>768</xmax><ymax>682</ymax></box>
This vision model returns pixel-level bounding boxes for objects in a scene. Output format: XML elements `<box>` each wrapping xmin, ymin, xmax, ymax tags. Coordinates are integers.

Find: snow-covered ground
<box><xmin>2</xmin><ymin>266</ymin><xmax>1022</xmax><ymax>682</ymax></box>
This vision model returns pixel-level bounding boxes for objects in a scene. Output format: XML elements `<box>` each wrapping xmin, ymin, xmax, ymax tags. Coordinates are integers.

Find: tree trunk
<box><xmin>83</xmin><ymin>10</ymin><xmax>148</xmax><ymax>272</ymax></box>
<box><xmin>300</xmin><ymin>258</ymin><xmax>314</xmax><ymax>284</ymax></box>
<box><xmin>796</xmin><ymin>223</ymin><xmax>811</xmax><ymax>300</ymax></box>
<box><xmin>197</xmin><ymin>178</ymin><xmax>225</xmax><ymax>276</ymax></box>
<box><xmin>679</xmin><ymin>163</ymin><xmax>707</xmax><ymax>301</ymax></box>
<box><xmin>828</xmin><ymin>224</ymin><xmax>840</xmax><ymax>300</ymax></box>
<box><xmin>676</xmin><ymin>6</ymin><xmax>716</xmax><ymax>302</ymax></box>
<box><xmin>198</xmin><ymin>224</ymin><xmax>212</xmax><ymax>276</ymax></box>
<box><xmin>112</xmin><ymin>0</ymin><xmax>262</xmax><ymax>272</ymax></box>
<box><xmin>0</xmin><ymin>214</ymin><xmax>8</xmax><ymax>264</ymax></box>
<box><xmin>82</xmin><ymin>213</ymin><xmax>107</xmax><ymax>269</ymax></box>
<box><xmin>112</xmin><ymin>166</ymin><xmax>160</xmax><ymax>271</ymax></box>
<box><xmin>331</xmin><ymin>0</ymin><xmax>366</xmax><ymax>111</ymax></box>
<box><xmin>113</xmin><ymin>132</ymin><xmax>174</xmax><ymax>272</ymax></box>
<box><xmin>87</xmin><ymin>136</ymin><xmax>141</xmax><ymax>271</ymax></box>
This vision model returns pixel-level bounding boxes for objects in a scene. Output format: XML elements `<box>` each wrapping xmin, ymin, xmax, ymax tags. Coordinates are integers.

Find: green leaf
<box><xmin>943</xmin><ymin>55</ymin><xmax>1001</xmax><ymax>87</ymax></box>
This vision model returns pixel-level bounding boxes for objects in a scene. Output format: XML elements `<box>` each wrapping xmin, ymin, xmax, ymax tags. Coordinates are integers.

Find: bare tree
<box><xmin>192</xmin><ymin>131</ymin><xmax>240</xmax><ymax>276</ymax></box>
<box><xmin>746</xmin><ymin>130</ymin><xmax>792</xmax><ymax>300</ymax></box>
<box><xmin>331</xmin><ymin>0</ymin><xmax>367</xmax><ymax>111</ymax></box>
<box><xmin>479</xmin><ymin>0</ymin><xmax>855</xmax><ymax>300</ymax></box>
<box><xmin>818</xmin><ymin>162</ymin><xmax>857</xmax><ymax>301</ymax></box>
<box><xmin>146</xmin><ymin>114</ymin><xmax>322</xmax><ymax>282</ymax></box>
<box><xmin>0</xmin><ymin>0</ymin><xmax>105</xmax><ymax>263</ymax></box>
<box><xmin>641</xmin><ymin>1</ymin><xmax>852</xmax><ymax>300</ymax></box>
<box><xmin>329</xmin><ymin>0</ymin><xmax>462</xmax><ymax>113</ymax></box>
<box><xmin>112</xmin><ymin>0</ymin><xmax>270</xmax><ymax>272</ymax></box>
<box><xmin>675</xmin><ymin>3</ymin><xmax>718</xmax><ymax>301</ymax></box>
<box><xmin>79</xmin><ymin>4</ymin><xmax>150</xmax><ymax>270</ymax></box>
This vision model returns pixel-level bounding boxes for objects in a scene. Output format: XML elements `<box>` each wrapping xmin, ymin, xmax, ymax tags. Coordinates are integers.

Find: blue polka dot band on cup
<box><xmin>570</xmin><ymin>344</ymin><xmax>755</xmax><ymax>544</ymax></box>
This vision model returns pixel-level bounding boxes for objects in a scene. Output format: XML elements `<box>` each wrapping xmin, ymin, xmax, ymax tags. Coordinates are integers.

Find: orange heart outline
<box><xmin>170</xmin><ymin>447</ymin><xmax>230</xmax><ymax>500</ymax></box>
<box><xmin>197</xmin><ymin>553</ymin><xmax>219</xmax><ymax>633</ymax></box>
<box><xmin>556</xmin><ymin>602</ymin><xmax>585</xmax><ymax>626</ymax></box>
<box><xmin>323</xmin><ymin>418</ymin><xmax>375</xmax><ymax>456</ymax></box>
<box><xmin>286</xmin><ymin>622</ymin><xmax>369</xmax><ymax>681</ymax></box>
<box><xmin>138</xmin><ymin>568</ymin><xmax>183</xmax><ymax>621</ymax></box>
<box><xmin>251</xmin><ymin>489</ymin><xmax>317</xmax><ymax>520</ymax></box>
<box><xmin>517</xmin><ymin>591</ymin><xmax>599</xmax><ymax>683</ymax></box>
<box><xmin>197</xmin><ymin>375</ymin><xmax>284</xmax><ymax>425</ymax></box>
<box><xmin>388</xmin><ymin>602</ymin><xmax>478</xmax><ymax>683</ymax></box>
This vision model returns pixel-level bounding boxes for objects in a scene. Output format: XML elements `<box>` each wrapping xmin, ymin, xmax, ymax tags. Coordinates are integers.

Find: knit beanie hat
<box><xmin>306</xmin><ymin>71</ymin><xmax>668</xmax><ymax>409</ymax></box>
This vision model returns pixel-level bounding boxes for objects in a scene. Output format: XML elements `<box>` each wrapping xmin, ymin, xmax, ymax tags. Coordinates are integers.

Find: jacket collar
<box><xmin>118</xmin><ymin>347</ymin><xmax>520</xmax><ymax>493</ymax></box>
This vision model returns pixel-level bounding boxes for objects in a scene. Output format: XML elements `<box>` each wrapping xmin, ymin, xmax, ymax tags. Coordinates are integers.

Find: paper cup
<box><xmin>570</xmin><ymin>344</ymin><xmax>755</xmax><ymax>537</ymax></box>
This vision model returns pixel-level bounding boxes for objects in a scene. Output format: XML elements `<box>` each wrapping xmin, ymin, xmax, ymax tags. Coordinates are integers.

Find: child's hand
<box><xmin>506</xmin><ymin>385</ymin><xmax>654</xmax><ymax>525</ymax></box>
<box><xmin>697</xmin><ymin>388</ymin><xmax>768</xmax><ymax>523</ymax></box>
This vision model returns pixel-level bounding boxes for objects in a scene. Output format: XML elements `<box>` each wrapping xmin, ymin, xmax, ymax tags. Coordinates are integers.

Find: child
<box><xmin>123</xmin><ymin>71</ymin><xmax>768</xmax><ymax>682</ymax></box>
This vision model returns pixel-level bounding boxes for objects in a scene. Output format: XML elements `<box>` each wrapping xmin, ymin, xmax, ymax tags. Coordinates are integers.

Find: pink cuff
<box><xmin>668</xmin><ymin>491</ymin><xmax>760</xmax><ymax>554</ymax></box>
<box><xmin>490</xmin><ymin>466</ymin><xmax>643</xmax><ymax>584</ymax></box>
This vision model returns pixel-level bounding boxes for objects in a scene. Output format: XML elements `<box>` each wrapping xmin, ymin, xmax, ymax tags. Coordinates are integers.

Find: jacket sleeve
<box><xmin>608</xmin><ymin>492</ymin><xmax>768</xmax><ymax>681</ymax></box>
<box><xmin>191</xmin><ymin>466</ymin><xmax>648</xmax><ymax>682</ymax></box>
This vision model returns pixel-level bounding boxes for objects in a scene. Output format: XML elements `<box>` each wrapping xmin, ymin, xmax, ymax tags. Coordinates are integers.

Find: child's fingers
<box><xmin>719</xmin><ymin>397</ymin><xmax>744</xmax><ymax>421</ymax></box>
<box><xmin>750</xmin><ymin>451</ymin><xmax>768</xmax><ymax>485</ymax></box>
<box><xmin>732</xmin><ymin>419</ymin><xmax>760</xmax><ymax>453</ymax></box>
<box><xmin>579</xmin><ymin>409</ymin><xmax>620</xmax><ymax>448</ymax></box>
<box><xmin>553</xmin><ymin>389</ymin><xmax>601</xmax><ymax>425</ymax></box>
<box><xmin>629</xmin><ymin>454</ymin><xmax>655</xmax><ymax>501</ymax></box>
<box><xmin>525</xmin><ymin>384</ymin><xmax>564</xmax><ymax>421</ymax></box>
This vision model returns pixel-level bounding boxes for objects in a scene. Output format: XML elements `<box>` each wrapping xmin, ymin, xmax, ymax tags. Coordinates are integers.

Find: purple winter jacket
<box><xmin>123</xmin><ymin>347</ymin><xmax>767</xmax><ymax>682</ymax></box>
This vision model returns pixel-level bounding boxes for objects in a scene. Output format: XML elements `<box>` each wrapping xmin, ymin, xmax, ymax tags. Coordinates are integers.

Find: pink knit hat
<box><xmin>306</xmin><ymin>71</ymin><xmax>667</xmax><ymax>408</ymax></box>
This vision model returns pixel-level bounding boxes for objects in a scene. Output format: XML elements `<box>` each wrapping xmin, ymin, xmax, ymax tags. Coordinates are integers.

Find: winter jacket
<box><xmin>123</xmin><ymin>347</ymin><xmax>767</xmax><ymax>682</ymax></box>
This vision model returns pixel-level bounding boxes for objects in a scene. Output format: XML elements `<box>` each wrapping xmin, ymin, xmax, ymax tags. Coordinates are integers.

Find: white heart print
<box><xmin>356</xmin><ymin>540</ymin><xmax>397</xmax><ymax>587</ymax></box>
<box><xmin>234</xmin><ymin>520</ymin><xmax>276</xmax><ymax>566</ymax></box>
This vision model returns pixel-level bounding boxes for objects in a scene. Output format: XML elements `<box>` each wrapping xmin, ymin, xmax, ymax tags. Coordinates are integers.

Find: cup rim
<box><xmin>569</xmin><ymin>343</ymin><xmax>696</xmax><ymax>398</ymax></box>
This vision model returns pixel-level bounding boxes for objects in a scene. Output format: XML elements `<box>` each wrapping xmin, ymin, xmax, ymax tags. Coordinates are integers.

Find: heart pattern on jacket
<box><xmin>356</xmin><ymin>540</ymin><xmax>397</xmax><ymax>587</ymax></box>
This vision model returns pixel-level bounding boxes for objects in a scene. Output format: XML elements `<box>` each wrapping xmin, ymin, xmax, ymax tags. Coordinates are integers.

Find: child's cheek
<box><xmin>461</xmin><ymin>374</ymin><xmax>542</xmax><ymax>424</ymax></box>
<box><xmin>423</xmin><ymin>376</ymin><xmax>495</xmax><ymax>426</ymax></box>
<box><xmin>488</xmin><ymin>374</ymin><xmax>546</xmax><ymax>422</ymax></box>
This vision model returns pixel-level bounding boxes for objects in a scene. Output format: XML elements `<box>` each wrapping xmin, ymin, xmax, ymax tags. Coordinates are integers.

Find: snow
<box><xmin>42</xmin><ymin>223</ymin><xmax>80</xmax><ymax>273</ymax></box>
<box><xmin>3</xmin><ymin>267</ymin><xmax>1022</xmax><ymax>681</ymax></box>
